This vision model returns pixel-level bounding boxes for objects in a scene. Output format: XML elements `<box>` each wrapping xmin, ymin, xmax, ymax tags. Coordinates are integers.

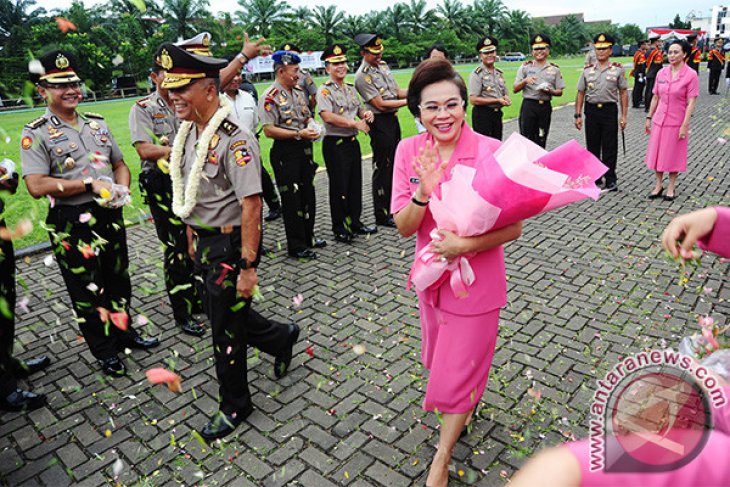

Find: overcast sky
<box><xmin>38</xmin><ymin>0</ymin><xmax>718</xmax><ymax>31</ymax></box>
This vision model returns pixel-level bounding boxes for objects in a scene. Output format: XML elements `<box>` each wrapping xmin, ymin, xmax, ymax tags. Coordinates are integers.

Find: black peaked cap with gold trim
<box><xmin>321</xmin><ymin>44</ymin><xmax>347</xmax><ymax>63</ymax></box>
<box><xmin>355</xmin><ymin>34</ymin><xmax>384</xmax><ymax>54</ymax></box>
<box><xmin>530</xmin><ymin>34</ymin><xmax>551</xmax><ymax>49</ymax></box>
<box><xmin>593</xmin><ymin>33</ymin><xmax>615</xmax><ymax>49</ymax></box>
<box><xmin>31</xmin><ymin>50</ymin><xmax>81</xmax><ymax>85</ymax></box>
<box><xmin>477</xmin><ymin>36</ymin><xmax>498</xmax><ymax>53</ymax></box>
<box><xmin>160</xmin><ymin>43</ymin><xmax>227</xmax><ymax>89</ymax></box>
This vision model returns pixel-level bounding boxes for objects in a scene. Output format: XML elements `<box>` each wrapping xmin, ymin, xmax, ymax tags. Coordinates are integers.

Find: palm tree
<box><xmin>310</xmin><ymin>5</ymin><xmax>344</xmax><ymax>45</ymax></box>
<box><xmin>382</xmin><ymin>3</ymin><xmax>408</xmax><ymax>40</ymax></box>
<box><xmin>340</xmin><ymin>14</ymin><xmax>364</xmax><ymax>40</ymax></box>
<box><xmin>472</xmin><ymin>0</ymin><xmax>507</xmax><ymax>36</ymax></box>
<box><xmin>436</xmin><ymin>0</ymin><xmax>465</xmax><ymax>35</ymax></box>
<box><xmin>500</xmin><ymin>10</ymin><xmax>532</xmax><ymax>52</ymax></box>
<box><xmin>235</xmin><ymin>0</ymin><xmax>291</xmax><ymax>38</ymax></box>
<box><xmin>162</xmin><ymin>0</ymin><xmax>210</xmax><ymax>40</ymax></box>
<box><xmin>0</xmin><ymin>0</ymin><xmax>45</xmax><ymax>45</ymax></box>
<box><xmin>403</xmin><ymin>0</ymin><xmax>435</xmax><ymax>33</ymax></box>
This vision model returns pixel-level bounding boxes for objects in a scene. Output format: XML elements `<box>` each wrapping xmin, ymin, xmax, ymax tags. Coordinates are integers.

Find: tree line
<box><xmin>1</xmin><ymin>0</ymin><xmax>653</xmax><ymax>101</ymax></box>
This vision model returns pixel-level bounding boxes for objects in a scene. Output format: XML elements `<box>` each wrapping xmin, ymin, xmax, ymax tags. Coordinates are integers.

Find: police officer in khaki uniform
<box><xmin>162</xmin><ymin>43</ymin><xmax>299</xmax><ymax>441</ymax></box>
<box><xmin>259</xmin><ymin>50</ymin><xmax>324</xmax><ymax>260</ymax></box>
<box><xmin>469</xmin><ymin>36</ymin><xmax>511</xmax><ymax>140</ymax></box>
<box><xmin>354</xmin><ymin>33</ymin><xmax>407</xmax><ymax>227</ymax></box>
<box><xmin>21</xmin><ymin>50</ymin><xmax>159</xmax><ymax>377</ymax></box>
<box><xmin>575</xmin><ymin>33</ymin><xmax>628</xmax><ymax>192</ymax></box>
<box><xmin>280</xmin><ymin>43</ymin><xmax>318</xmax><ymax>110</ymax></box>
<box><xmin>128</xmin><ymin>47</ymin><xmax>205</xmax><ymax>337</ymax></box>
<box><xmin>317</xmin><ymin>44</ymin><xmax>377</xmax><ymax>243</ymax></box>
<box><xmin>514</xmin><ymin>34</ymin><xmax>565</xmax><ymax>148</ymax></box>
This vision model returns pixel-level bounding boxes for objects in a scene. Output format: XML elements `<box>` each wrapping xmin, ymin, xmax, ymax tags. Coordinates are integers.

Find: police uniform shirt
<box><xmin>226</xmin><ymin>89</ymin><xmax>258</xmax><ymax>133</ymax></box>
<box><xmin>128</xmin><ymin>91</ymin><xmax>178</xmax><ymax>170</ymax></box>
<box><xmin>354</xmin><ymin>61</ymin><xmax>399</xmax><ymax>114</ymax></box>
<box><xmin>258</xmin><ymin>80</ymin><xmax>312</xmax><ymax>131</ymax></box>
<box><xmin>21</xmin><ymin>109</ymin><xmax>122</xmax><ymax>206</ymax></box>
<box><xmin>316</xmin><ymin>80</ymin><xmax>365</xmax><ymax>137</ymax></box>
<box><xmin>178</xmin><ymin>119</ymin><xmax>262</xmax><ymax>227</ymax></box>
<box><xmin>515</xmin><ymin>61</ymin><xmax>566</xmax><ymax>101</ymax></box>
<box><xmin>298</xmin><ymin>70</ymin><xmax>317</xmax><ymax>99</ymax></box>
<box><xmin>468</xmin><ymin>64</ymin><xmax>507</xmax><ymax>102</ymax></box>
<box><xmin>577</xmin><ymin>63</ymin><xmax>628</xmax><ymax>104</ymax></box>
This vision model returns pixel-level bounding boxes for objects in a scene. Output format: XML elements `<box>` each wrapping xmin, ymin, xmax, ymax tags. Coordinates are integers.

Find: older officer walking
<box><xmin>128</xmin><ymin>47</ymin><xmax>205</xmax><ymax>337</ymax></box>
<box><xmin>468</xmin><ymin>35</ymin><xmax>511</xmax><ymax>140</ymax></box>
<box><xmin>162</xmin><ymin>43</ymin><xmax>299</xmax><ymax>440</ymax></box>
<box><xmin>354</xmin><ymin>33</ymin><xmax>407</xmax><ymax>228</ymax></box>
<box><xmin>259</xmin><ymin>49</ymin><xmax>324</xmax><ymax>260</ymax></box>
<box><xmin>21</xmin><ymin>50</ymin><xmax>159</xmax><ymax>377</ymax></box>
<box><xmin>514</xmin><ymin>34</ymin><xmax>565</xmax><ymax>148</ymax></box>
<box><xmin>317</xmin><ymin>44</ymin><xmax>377</xmax><ymax>243</ymax></box>
<box><xmin>574</xmin><ymin>33</ymin><xmax>628</xmax><ymax>192</ymax></box>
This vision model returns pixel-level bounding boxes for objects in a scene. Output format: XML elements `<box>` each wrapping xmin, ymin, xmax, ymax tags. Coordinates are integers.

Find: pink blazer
<box><xmin>391</xmin><ymin>124</ymin><xmax>507</xmax><ymax>316</ymax></box>
<box><xmin>652</xmin><ymin>64</ymin><xmax>699</xmax><ymax>127</ymax></box>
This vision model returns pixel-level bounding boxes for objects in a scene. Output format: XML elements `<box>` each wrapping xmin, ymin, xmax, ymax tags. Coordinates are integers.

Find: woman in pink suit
<box><xmin>509</xmin><ymin>206</ymin><xmax>730</xmax><ymax>487</ymax></box>
<box><xmin>645</xmin><ymin>40</ymin><xmax>699</xmax><ymax>201</ymax></box>
<box><xmin>391</xmin><ymin>59</ymin><xmax>522</xmax><ymax>487</ymax></box>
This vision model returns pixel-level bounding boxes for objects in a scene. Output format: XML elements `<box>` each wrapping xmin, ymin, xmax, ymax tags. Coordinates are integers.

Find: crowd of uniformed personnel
<box><xmin>0</xmin><ymin>28</ymin><xmax>724</xmax><ymax>440</ymax></box>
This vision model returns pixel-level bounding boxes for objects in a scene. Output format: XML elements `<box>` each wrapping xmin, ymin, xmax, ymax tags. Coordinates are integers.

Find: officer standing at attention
<box><xmin>631</xmin><ymin>40</ymin><xmax>648</xmax><ymax>108</ymax></box>
<box><xmin>514</xmin><ymin>34</ymin><xmax>565</xmax><ymax>148</ymax></box>
<box><xmin>1</xmin><ymin>162</ymin><xmax>49</xmax><ymax>411</ymax></box>
<box><xmin>21</xmin><ymin>50</ymin><xmax>159</xmax><ymax>377</ymax></box>
<box><xmin>128</xmin><ymin>47</ymin><xmax>205</xmax><ymax>337</ymax></box>
<box><xmin>259</xmin><ymin>49</ymin><xmax>324</xmax><ymax>260</ymax></box>
<box><xmin>162</xmin><ymin>43</ymin><xmax>299</xmax><ymax>440</ymax></box>
<box><xmin>469</xmin><ymin>35</ymin><xmax>511</xmax><ymax>140</ymax></box>
<box><xmin>317</xmin><ymin>44</ymin><xmax>377</xmax><ymax>243</ymax></box>
<box><xmin>280</xmin><ymin>43</ymin><xmax>318</xmax><ymax>111</ymax></box>
<box><xmin>644</xmin><ymin>33</ymin><xmax>664</xmax><ymax>112</ymax></box>
<box><xmin>687</xmin><ymin>33</ymin><xmax>702</xmax><ymax>73</ymax></box>
<box><xmin>707</xmin><ymin>38</ymin><xmax>726</xmax><ymax>95</ymax></box>
<box><xmin>574</xmin><ymin>33</ymin><xmax>628</xmax><ymax>192</ymax></box>
<box><xmin>354</xmin><ymin>33</ymin><xmax>407</xmax><ymax>228</ymax></box>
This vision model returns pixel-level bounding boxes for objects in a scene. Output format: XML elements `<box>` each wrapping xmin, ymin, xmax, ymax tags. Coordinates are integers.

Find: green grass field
<box><xmin>0</xmin><ymin>56</ymin><xmax>632</xmax><ymax>248</ymax></box>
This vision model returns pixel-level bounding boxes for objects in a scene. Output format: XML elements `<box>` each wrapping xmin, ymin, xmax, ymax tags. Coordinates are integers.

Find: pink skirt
<box><xmin>645</xmin><ymin>124</ymin><xmax>688</xmax><ymax>173</ymax></box>
<box><xmin>418</xmin><ymin>298</ymin><xmax>499</xmax><ymax>414</ymax></box>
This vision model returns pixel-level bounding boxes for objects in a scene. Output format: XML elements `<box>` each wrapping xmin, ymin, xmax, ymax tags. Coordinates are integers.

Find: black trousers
<box><xmin>194</xmin><ymin>231</ymin><xmax>289</xmax><ymax>415</ymax></box>
<box><xmin>270</xmin><ymin>139</ymin><xmax>317</xmax><ymax>253</ymax></box>
<box><xmin>709</xmin><ymin>69</ymin><xmax>723</xmax><ymax>94</ymax></box>
<box><xmin>261</xmin><ymin>168</ymin><xmax>280</xmax><ymax>212</ymax></box>
<box><xmin>519</xmin><ymin>99</ymin><xmax>552</xmax><ymax>148</ymax></box>
<box><xmin>472</xmin><ymin>105</ymin><xmax>503</xmax><ymax>140</ymax></box>
<box><xmin>644</xmin><ymin>77</ymin><xmax>656</xmax><ymax>111</ymax></box>
<box><xmin>584</xmin><ymin>103</ymin><xmax>619</xmax><ymax>185</ymax></box>
<box><xmin>0</xmin><ymin>230</ymin><xmax>17</xmax><ymax>397</ymax></box>
<box><xmin>368</xmin><ymin>113</ymin><xmax>401</xmax><ymax>223</ymax></box>
<box><xmin>632</xmin><ymin>78</ymin><xmax>645</xmax><ymax>108</ymax></box>
<box><xmin>322</xmin><ymin>135</ymin><xmax>365</xmax><ymax>235</ymax></box>
<box><xmin>139</xmin><ymin>168</ymin><xmax>202</xmax><ymax>324</ymax></box>
<box><xmin>46</xmin><ymin>204</ymin><xmax>140</xmax><ymax>360</ymax></box>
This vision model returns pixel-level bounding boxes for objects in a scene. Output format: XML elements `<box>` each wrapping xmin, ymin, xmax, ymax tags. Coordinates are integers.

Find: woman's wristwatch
<box><xmin>236</xmin><ymin>53</ymin><xmax>249</xmax><ymax>65</ymax></box>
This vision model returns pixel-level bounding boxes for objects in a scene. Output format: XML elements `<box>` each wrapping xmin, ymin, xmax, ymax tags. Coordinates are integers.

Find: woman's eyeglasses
<box><xmin>419</xmin><ymin>100</ymin><xmax>464</xmax><ymax>115</ymax></box>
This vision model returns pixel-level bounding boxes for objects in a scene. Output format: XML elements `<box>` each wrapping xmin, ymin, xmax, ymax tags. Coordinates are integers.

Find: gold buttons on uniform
<box><xmin>64</xmin><ymin>156</ymin><xmax>75</xmax><ymax>169</ymax></box>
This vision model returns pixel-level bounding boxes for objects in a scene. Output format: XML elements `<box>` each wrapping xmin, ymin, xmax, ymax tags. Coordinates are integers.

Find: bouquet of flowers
<box><xmin>679</xmin><ymin>316</ymin><xmax>730</xmax><ymax>381</ymax></box>
<box><xmin>410</xmin><ymin>132</ymin><xmax>608</xmax><ymax>297</ymax></box>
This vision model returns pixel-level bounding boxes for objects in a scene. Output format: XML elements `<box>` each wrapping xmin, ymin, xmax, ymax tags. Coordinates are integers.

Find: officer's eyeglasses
<box><xmin>419</xmin><ymin>99</ymin><xmax>465</xmax><ymax>115</ymax></box>
<box><xmin>533</xmin><ymin>47</ymin><xmax>547</xmax><ymax>51</ymax></box>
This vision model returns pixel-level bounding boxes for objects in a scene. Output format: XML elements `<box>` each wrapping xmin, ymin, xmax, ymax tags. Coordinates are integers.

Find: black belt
<box><xmin>191</xmin><ymin>225</ymin><xmax>240</xmax><ymax>237</ymax></box>
<box><xmin>374</xmin><ymin>112</ymin><xmax>397</xmax><ymax>117</ymax></box>
<box><xmin>524</xmin><ymin>98</ymin><xmax>550</xmax><ymax>105</ymax></box>
<box><xmin>475</xmin><ymin>105</ymin><xmax>502</xmax><ymax>112</ymax></box>
<box><xmin>325</xmin><ymin>135</ymin><xmax>357</xmax><ymax>141</ymax></box>
<box><xmin>586</xmin><ymin>102</ymin><xmax>617</xmax><ymax>109</ymax></box>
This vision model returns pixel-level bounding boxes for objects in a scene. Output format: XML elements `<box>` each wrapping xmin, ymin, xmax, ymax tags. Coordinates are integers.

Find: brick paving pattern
<box><xmin>1</xmin><ymin>70</ymin><xmax>728</xmax><ymax>486</ymax></box>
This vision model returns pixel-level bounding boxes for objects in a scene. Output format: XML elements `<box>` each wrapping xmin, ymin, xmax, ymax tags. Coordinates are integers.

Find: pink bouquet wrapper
<box><xmin>410</xmin><ymin>132</ymin><xmax>607</xmax><ymax>296</ymax></box>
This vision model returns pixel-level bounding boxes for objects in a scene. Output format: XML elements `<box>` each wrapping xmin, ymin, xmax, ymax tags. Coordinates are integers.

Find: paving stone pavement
<box><xmin>1</xmin><ymin>70</ymin><xmax>729</xmax><ymax>486</ymax></box>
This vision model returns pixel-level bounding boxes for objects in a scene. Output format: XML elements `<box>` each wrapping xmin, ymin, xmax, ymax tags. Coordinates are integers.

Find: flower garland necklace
<box><xmin>170</xmin><ymin>96</ymin><xmax>232</xmax><ymax>218</ymax></box>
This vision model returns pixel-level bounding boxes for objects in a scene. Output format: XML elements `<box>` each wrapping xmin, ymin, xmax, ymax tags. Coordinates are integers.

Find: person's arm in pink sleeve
<box><xmin>662</xmin><ymin>207</ymin><xmax>727</xmax><ymax>259</ymax></box>
<box><xmin>688</xmin><ymin>69</ymin><xmax>700</xmax><ymax>98</ymax></box>
<box><xmin>698</xmin><ymin>207</ymin><xmax>730</xmax><ymax>257</ymax></box>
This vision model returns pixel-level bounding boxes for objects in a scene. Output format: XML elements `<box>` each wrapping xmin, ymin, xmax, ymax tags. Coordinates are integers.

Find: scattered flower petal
<box><xmin>145</xmin><ymin>368</ymin><xmax>182</xmax><ymax>393</ymax></box>
<box><xmin>292</xmin><ymin>293</ymin><xmax>304</xmax><ymax>308</ymax></box>
<box><xmin>79</xmin><ymin>212</ymin><xmax>92</xmax><ymax>223</ymax></box>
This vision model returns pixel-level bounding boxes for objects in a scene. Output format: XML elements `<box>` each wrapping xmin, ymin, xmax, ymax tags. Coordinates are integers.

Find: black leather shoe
<box><xmin>14</xmin><ymin>355</ymin><xmax>51</xmax><ymax>378</ymax></box>
<box><xmin>264</xmin><ymin>207</ymin><xmax>281</xmax><ymax>221</ymax></box>
<box><xmin>311</xmin><ymin>238</ymin><xmax>327</xmax><ymax>248</ymax></box>
<box><xmin>354</xmin><ymin>225</ymin><xmax>378</xmax><ymax>236</ymax></box>
<box><xmin>377</xmin><ymin>217</ymin><xmax>397</xmax><ymax>228</ymax></box>
<box><xmin>0</xmin><ymin>388</ymin><xmax>46</xmax><ymax>412</ymax></box>
<box><xmin>289</xmin><ymin>248</ymin><xmax>317</xmax><ymax>260</ymax></box>
<box><xmin>663</xmin><ymin>194</ymin><xmax>676</xmax><ymax>201</ymax></box>
<box><xmin>178</xmin><ymin>318</ymin><xmax>205</xmax><ymax>337</ymax></box>
<box><xmin>604</xmin><ymin>182</ymin><xmax>618</xmax><ymax>192</ymax></box>
<box><xmin>200</xmin><ymin>406</ymin><xmax>253</xmax><ymax>442</ymax></box>
<box><xmin>99</xmin><ymin>357</ymin><xmax>127</xmax><ymax>377</ymax></box>
<box><xmin>275</xmin><ymin>323</ymin><xmax>300</xmax><ymax>379</ymax></box>
<box><xmin>334</xmin><ymin>233</ymin><xmax>353</xmax><ymax>243</ymax></box>
<box><xmin>648</xmin><ymin>188</ymin><xmax>663</xmax><ymax>199</ymax></box>
<box><xmin>123</xmin><ymin>335</ymin><xmax>160</xmax><ymax>350</ymax></box>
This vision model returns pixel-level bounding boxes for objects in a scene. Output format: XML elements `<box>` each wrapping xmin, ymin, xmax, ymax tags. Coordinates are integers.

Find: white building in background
<box><xmin>710</xmin><ymin>5</ymin><xmax>729</xmax><ymax>38</ymax></box>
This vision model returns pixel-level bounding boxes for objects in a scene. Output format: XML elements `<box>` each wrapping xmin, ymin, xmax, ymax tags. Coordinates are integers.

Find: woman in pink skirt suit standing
<box><xmin>645</xmin><ymin>40</ymin><xmax>699</xmax><ymax>201</ymax></box>
<box><xmin>391</xmin><ymin>59</ymin><xmax>522</xmax><ymax>487</ymax></box>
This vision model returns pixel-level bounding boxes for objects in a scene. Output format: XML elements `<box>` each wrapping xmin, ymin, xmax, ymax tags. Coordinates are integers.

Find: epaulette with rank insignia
<box><xmin>362</xmin><ymin>65</ymin><xmax>370</xmax><ymax>73</ymax></box>
<box><xmin>25</xmin><ymin>117</ymin><xmax>47</xmax><ymax>129</ymax></box>
<box><xmin>220</xmin><ymin>119</ymin><xmax>238</xmax><ymax>136</ymax></box>
<box><xmin>495</xmin><ymin>67</ymin><xmax>503</xmax><ymax>74</ymax></box>
<box><xmin>293</xmin><ymin>85</ymin><xmax>303</xmax><ymax>91</ymax></box>
<box><xmin>475</xmin><ymin>66</ymin><xmax>483</xmax><ymax>74</ymax></box>
<box><xmin>522</xmin><ymin>60</ymin><xmax>532</xmax><ymax>65</ymax></box>
<box><xmin>136</xmin><ymin>97</ymin><xmax>150</xmax><ymax>107</ymax></box>
<box><xmin>84</xmin><ymin>112</ymin><xmax>105</xmax><ymax>119</ymax></box>
<box><xmin>550</xmin><ymin>62</ymin><xmax>559</xmax><ymax>68</ymax></box>
<box><xmin>612</xmin><ymin>62</ymin><xmax>623</xmax><ymax>68</ymax></box>
<box><xmin>584</xmin><ymin>64</ymin><xmax>594</xmax><ymax>70</ymax></box>
<box><xmin>264</xmin><ymin>87</ymin><xmax>279</xmax><ymax>99</ymax></box>
<box><xmin>324</xmin><ymin>80</ymin><xmax>334</xmax><ymax>85</ymax></box>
